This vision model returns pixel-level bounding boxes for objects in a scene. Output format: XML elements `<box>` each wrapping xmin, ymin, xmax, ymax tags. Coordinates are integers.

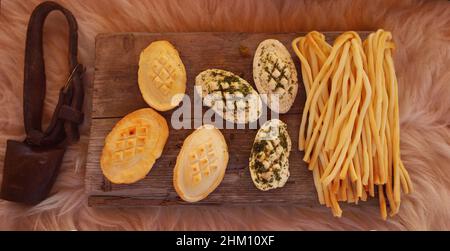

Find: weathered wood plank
<box><xmin>86</xmin><ymin>32</ymin><xmax>370</xmax><ymax>207</ymax></box>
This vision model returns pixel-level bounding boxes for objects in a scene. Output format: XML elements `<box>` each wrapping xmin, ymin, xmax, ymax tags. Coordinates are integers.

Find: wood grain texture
<box><xmin>86</xmin><ymin>32</ymin><xmax>369</xmax><ymax>207</ymax></box>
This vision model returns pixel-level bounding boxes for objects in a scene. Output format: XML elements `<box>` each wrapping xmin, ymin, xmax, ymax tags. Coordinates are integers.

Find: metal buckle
<box><xmin>62</xmin><ymin>63</ymin><xmax>85</xmax><ymax>93</ymax></box>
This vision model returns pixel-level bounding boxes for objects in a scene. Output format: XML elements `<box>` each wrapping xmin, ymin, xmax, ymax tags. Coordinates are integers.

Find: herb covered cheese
<box><xmin>195</xmin><ymin>69</ymin><xmax>262</xmax><ymax>124</ymax></box>
<box><xmin>253</xmin><ymin>39</ymin><xmax>298</xmax><ymax>114</ymax></box>
<box><xmin>249</xmin><ymin>119</ymin><xmax>291</xmax><ymax>191</ymax></box>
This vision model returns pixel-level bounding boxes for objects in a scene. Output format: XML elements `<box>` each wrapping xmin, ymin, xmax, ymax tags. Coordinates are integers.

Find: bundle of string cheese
<box><xmin>292</xmin><ymin>30</ymin><xmax>413</xmax><ymax>219</ymax></box>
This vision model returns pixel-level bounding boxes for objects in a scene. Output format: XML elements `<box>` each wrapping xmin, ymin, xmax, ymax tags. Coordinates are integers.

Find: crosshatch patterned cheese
<box><xmin>138</xmin><ymin>40</ymin><xmax>186</xmax><ymax>111</ymax></box>
<box><xmin>253</xmin><ymin>39</ymin><xmax>298</xmax><ymax>113</ymax></box>
<box><xmin>173</xmin><ymin>124</ymin><xmax>229</xmax><ymax>202</ymax></box>
<box><xmin>100</xmin><ymin>108</ymin><xmax>169</xmax><ymax>184</ymax></box>
<box><xmin>249</xmin><ymin>119</ymin><xmax>292</xmax><ymax>191</ymax></box>
<box><xmin>195</xmin><ymin>69</ymin><xmax>262</xmax><ymax>124</ymax></box>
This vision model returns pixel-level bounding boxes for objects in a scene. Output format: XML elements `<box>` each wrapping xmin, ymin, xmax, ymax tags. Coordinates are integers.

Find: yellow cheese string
<box><xmin>292</xmin><ymin>29</ymin><xmax>413</xmax><ymax>219</ymax></box>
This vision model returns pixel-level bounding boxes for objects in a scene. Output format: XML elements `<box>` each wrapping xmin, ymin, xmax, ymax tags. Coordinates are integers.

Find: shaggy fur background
<box><xmin>0</xmin><ymin>0</ymin><xmax>449</xmax><ymax>230</ymax></box>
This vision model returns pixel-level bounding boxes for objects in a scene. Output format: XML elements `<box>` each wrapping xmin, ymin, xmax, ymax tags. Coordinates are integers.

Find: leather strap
<box><xmin>23</xmin><ymin>1</ymin><xmax>84</xmax><ymax>147</ymax></box>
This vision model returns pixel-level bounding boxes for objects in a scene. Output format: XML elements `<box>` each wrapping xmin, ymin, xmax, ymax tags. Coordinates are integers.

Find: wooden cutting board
<box><xmin>86</xmin><ymin>32</ymin><xmax>369</xmax><ymax>207</ymax></box>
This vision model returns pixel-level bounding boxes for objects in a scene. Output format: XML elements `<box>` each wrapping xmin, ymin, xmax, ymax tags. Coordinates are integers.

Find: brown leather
<box><xmin>23</xmin><ymin>1</ymin><xmax>84</xmax><ymax>147</ymax></box>
<box><xmin>1</xmin><ymin>141</ymin><xmax>65</xmax><ymax>204</ymax></box>
<box><xmin>1</xmin><ymin>1</ymin><xmax>84</xmax><ymax>204</ymax></box>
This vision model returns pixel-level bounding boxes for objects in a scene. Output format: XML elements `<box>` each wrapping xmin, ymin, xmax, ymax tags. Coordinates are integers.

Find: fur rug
<box><xmin>0</xmin><ymin>0</ymin><xmax>449</xmax><ymax>230</ymax></box>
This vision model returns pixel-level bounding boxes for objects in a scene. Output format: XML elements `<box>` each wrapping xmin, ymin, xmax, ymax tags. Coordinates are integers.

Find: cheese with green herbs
<box><xmin>253</xmin><ymin>39</ymin><xmax>298</xmax><ymax>113</ymax></box>
<box><xmin>249</xmin><ymin>119</ymin><xmax>291</xmax><ymax>191</ymax></box>
<box><xmin>195</xmin><ymin>69</ymin><xmax>262</xmax><ymax>124</ymax></box>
